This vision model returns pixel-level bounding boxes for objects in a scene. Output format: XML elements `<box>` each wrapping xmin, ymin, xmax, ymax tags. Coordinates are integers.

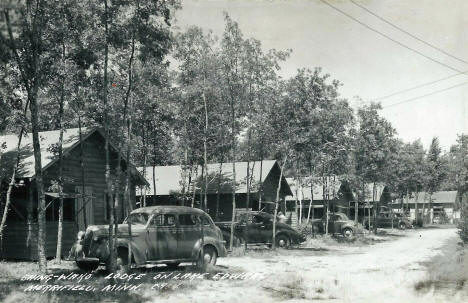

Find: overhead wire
<box><xmin>374</xmin><ymin>71</ymin><xmax>468</xmax><ymax>101</ymax></box>
<box><xmin>318</xmin><ymin>0</ymin><xmax>464</xmax><ymax>73</ymax></box>
<box><xmin>319</xmin><ymin>0</ymin><xmax>468</xmax><ymax>107</ymax></box>
<box><xmin>349</xmin><ymin>0</ymin><xmax>468</xmax><ymax>66</ymax></box>
<box><xmin>382</xmin><ymin>81</ymin><xmax>468</xmax><ymax>108</ymax></box>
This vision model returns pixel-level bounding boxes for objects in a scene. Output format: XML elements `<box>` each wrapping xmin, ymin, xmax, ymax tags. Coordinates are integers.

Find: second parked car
<box><xmin>313</xmin><ymin>212</ymin><xmax>364</xmax><ymax>238</ymax></box>
<box><xmin>216</xmin><ymin>211</ymin><xmax>306</xmax><ymax>248</ymax></box>
<box><xmin>364</xmin><ymin>212</ymin><xmax>413</xmax><ymax>230</ymax></box>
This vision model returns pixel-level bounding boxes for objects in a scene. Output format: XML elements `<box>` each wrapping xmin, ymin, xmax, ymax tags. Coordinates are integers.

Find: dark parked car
<box><xmin>216</xmin><ymin>211</ymin><xmax>306</xmax><ymax>248</ymax></box>
<box><xmin>72</xmin><ymin>206</ymin><xmax>226</xmax><ymax>271</ymax></box>
<box><xmin>364</xmin><ymin>212</ymin><xmax>413</xmax><ymax>230</ymax></box>
<box><xmin>313</xmin><ymin>212</ymin><xmax>364</xmax><ymax>238</ymax></box>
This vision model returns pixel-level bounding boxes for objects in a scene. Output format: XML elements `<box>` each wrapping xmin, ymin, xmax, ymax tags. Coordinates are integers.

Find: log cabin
<box><xmin>0</xmin><ymin>127</ymin><xmax>147</xmax><ymax>260</ymax></box>
<box><xmin>136</xmin><ymin>160</ymin><xmax>293</xmax><ymax>222</ymax></box>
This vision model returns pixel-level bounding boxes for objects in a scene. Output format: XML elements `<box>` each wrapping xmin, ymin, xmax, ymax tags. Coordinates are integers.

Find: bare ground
<box><xmin>0</xmin><ymin>227</ymin><xmax>465</xmax><ymax>303</ymax></box>
<box><xmin>142</xmin><ymin>228</ymin><xmax>465</xmax><ymax>303</ymax></box>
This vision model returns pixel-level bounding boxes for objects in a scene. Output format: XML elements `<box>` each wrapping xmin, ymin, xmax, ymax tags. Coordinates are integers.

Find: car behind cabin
<box><xmin>313</xmin><ymin>212</ymin><xmax>364</xmax><ymax>238</ymax></box>
<box><xmin>216</xmin><ymin>211</ymin><xmax>306</xmax><ymax>248</ymax></box>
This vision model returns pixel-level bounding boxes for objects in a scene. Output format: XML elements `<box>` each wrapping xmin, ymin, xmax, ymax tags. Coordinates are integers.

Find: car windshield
<box><xmin>125</xmin><ymin>213</ymin><xmax>149</xmax><ymax>225</ymax></box>
<box><xmin>338</xmin><ymin>213</ymin><xmax>349</xmax><ymax>221</ymax></box>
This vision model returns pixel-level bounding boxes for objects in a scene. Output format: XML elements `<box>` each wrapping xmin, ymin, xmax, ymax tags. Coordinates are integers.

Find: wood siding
<box><xmin>1</xmin><ymin>131</ymin><xmax>141</xmax><ymax>260</ymax></box>
<box><xmin>0</xmin><ymin>222</ymin><xmax>77</xmax><ymax>260</ymax></box>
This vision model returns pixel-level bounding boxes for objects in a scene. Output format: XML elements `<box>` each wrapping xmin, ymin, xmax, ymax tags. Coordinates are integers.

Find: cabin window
<box><xmin>45</xmin><ymin>196</ymin><xmax>75</xmax><ymax>222</ymax></box>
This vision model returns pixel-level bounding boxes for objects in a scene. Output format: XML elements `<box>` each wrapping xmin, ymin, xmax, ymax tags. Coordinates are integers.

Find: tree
<box><xmin>446</xmin><ymin>135</ymin><xmax>468</xmax><ymax>242</ymax></box>
<box><xmin>354</xmin><ymin>103</ymin><xmax>396</xmax><ymax>233</ymax></box>
<box><xmin>386</xmin><ymin>139</ymin><xmax>426</xmax><ymax>224</ymax></box>
<box><xmin>219</xmin><ymin>14</ymin><xmax>247</xmax><ymax>250</ymax></box>
<box><xmin>278</xmin><ymin>68</ymin><xmax>354</xmax><ymax>234</ymax></box>
<box><xmin>424</xmin><ymin>137</ymin><xmax>446</xmax><ymax>224</ymax></box>
<box><xmin>1</xmin><ymin>0</ymin><xmax>73</xmax><ymax>272</ymax></box>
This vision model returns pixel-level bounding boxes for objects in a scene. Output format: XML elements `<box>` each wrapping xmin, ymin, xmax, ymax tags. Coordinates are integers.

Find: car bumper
<box><xmin>75</xmin><ymin>256</ymin><xmax>101</xmax><ymax>269</ymax></box>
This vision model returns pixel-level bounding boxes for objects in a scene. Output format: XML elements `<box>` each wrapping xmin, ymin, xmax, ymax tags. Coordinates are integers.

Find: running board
<box><xmin>145</xmin><ymin>258</ymin><xmax>194</xmax><ymax>264</ymax></box>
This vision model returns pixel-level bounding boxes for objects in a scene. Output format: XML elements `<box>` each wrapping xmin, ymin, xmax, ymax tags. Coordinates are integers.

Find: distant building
<box><xmin>0</xmin><ymin>128</ymin><xmax>147</xmax><ymax>260</ymax></box>
<box><xmin>390</xmin><ymin>191</ymin><xmax>460</xmax><ymax>223</ymax></box>
<box><xmin>137</xmin><ymin>160</ymin><xmax>292</xmax><ymax>221</ymax></box>
<box><xmin>286</xmin><ymin>177</ymin><xmax>391</xmax><ymax>225</ymax></box>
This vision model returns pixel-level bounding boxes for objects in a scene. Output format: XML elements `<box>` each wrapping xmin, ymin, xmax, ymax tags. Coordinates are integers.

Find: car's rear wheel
<box><xmin>197</xmin><ymin>245</ymin><xmax>217</xmax><ymax>270</ymax></box>
<box><xmin>398</xmin><ymin>222</ymin><xmax>406</xmax><ymax>230</ymax></box>
<box><xmin>275</xmin><ymin>234</ymin><xmax>291</xmax><ymax>248</ymax></box>
<box><xmin>342</xmin><ymin>228</ymin><xmax>354</xmax><ymax>239</ymax></box>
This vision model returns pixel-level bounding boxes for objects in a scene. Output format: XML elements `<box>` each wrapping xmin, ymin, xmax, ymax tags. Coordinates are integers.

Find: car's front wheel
<box><xmin>197</xmin><ymin>245</ymin><xmax>217</xmax><ymax>270</ymax></box>
<box><xmin>275</xmin><ymin>234</ymin><xmax>291</xmax><ymax>248</ymax></box>
<box><xmin>342</xmin><ymin>228</ymin><xmax>354</xmax><ymax>239</ymax></box>
<box><xmin>398</xmin><ymin>222</ymin><xmax>406</xmax><ymax>230</ymax></box>
<box><xmin>111</xmin><ymin>247</ymin><xmax>132</xmax><ymax>272</ymax></box>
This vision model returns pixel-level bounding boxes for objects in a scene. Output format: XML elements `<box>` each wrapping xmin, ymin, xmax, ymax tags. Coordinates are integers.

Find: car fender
<box><xmin>191</xmin><ymin>236</ymin><xmax>222</xmax><ymax>260</ymax></box>
<box><xmin>341</xmin><ymin>224</ymin><xmax>355</xmax><ymax>232</ymax></box>
<box><xmin>115</xmin><ymin>237</ymin><xmax>146</xmax><ymax>265</ymax></box>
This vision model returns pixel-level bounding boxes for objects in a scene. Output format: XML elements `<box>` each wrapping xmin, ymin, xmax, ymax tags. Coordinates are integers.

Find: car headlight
<box><xmin>77</xmin><ymin>231</ymin><xmax>85</xmax><ymax>241</ymax></box>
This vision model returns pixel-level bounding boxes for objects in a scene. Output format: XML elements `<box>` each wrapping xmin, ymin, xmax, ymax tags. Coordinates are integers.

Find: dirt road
<box><xmin>150</xmin><ymin>228</ymin><xmax>463</xmax><ymax>303</ymax></box>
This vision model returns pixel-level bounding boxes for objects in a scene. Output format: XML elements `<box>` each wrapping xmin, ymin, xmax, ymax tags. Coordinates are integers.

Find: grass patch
<box><xmin>415</xmin><ymin>239</ymin><xmax>468</xmax><ymax>295</ymax></box>
<box><xmin>262</xmin><ymin>275</ymin><xmax>306</xmax><ymax>300</ymax></box>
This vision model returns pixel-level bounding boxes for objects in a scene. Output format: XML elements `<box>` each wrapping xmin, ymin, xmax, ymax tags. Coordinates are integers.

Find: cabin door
<box><xmin>76</xmin><ymin>186</ymin><xmax>94</xmax><ymax>231</ymax></box>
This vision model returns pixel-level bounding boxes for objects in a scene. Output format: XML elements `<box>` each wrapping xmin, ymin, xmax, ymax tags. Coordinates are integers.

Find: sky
<box><xmin>174</xmin><ymin>0</ymin><xmax>468</xmax><ymax>150</ymax></box>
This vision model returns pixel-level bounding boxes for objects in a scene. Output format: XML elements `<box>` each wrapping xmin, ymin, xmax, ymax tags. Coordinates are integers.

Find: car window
<box><xmin>201</xmin><ymin>215</ymin><xmax>212</xmax><ymax>226</ymax></box>
<box><xmin>126</xmin><ymin>213</ymin><xmax>149</xmax><ymax>225</ymax></box>
<box><xmin>179</xmin><ymin>214</ymin><xmax>198</xmax><ymax>226</ymax></box>
<box><xmin>152</xmin><ymin>214</ymin><xmax>176</xmax><ymax>227</ymax></box>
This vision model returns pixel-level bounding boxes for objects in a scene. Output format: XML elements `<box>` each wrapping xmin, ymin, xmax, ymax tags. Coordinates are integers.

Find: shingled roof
<box><xmin>0</xmin><ymin>127</ymin><xmax>147</xmax><ymax>184</ymax></box>
<box><xmin>137</xmin><ymin>160</ymin><xmax>292</xmax><ymax>196</ymax></box>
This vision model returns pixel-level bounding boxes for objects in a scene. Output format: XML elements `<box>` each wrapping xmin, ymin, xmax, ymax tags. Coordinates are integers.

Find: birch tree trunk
<box><xmin>0</xmin><ymin>105</ymin><xmax>28</xmax><ymax>247</ymax></box>
<box><xmin>142</xmin><ymin>127</ymin><xmax>147</xmax><ymax>207</ymax></box>
<box><xmin>229</xmin><ymin>95</ymin><xmax>236</xmax><ymax>250</ymax></box>
<box><xmin>78</xmin><ymin>116</ymin><xmax>87</xmax><ymax>229</ymax></box>
<box><xmin>55</xmin><ymin>45</ymin><xmax>66</xmax><ymax>260</ymax></box>
<box><xmin>215</xmin><ymin>161</ymin><xmax>223</xmax><ymax>221</ymax></box>
<box><xmin>202</xmin><ymin>80</ymin><xmax>209</xmax><ymax>212</ymax></box>
<box><xmin>372</xmin><ymin>182</ymin><xmax>377</xmax><ymax>234</ymax></box>
<box><xmin>103</xmin><ymin>0</ymin><xmax>116</xmax><ymax>273</ymax></box>
<box><xmin>30</xmin><ymin>85</ymin><xmax>47</xmax><ymax>272</ymax></box>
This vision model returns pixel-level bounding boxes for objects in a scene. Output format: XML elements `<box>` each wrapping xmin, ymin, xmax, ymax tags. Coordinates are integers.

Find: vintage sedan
<box><xmin>313</xmin><ymin>212</ymin><xmax>364</xmax><ymax>238</ymax></box>
<box><xmin>72</xmin><ymin>206</ymin><xmax>227</xmax><ymax>271</ymax></box>
<box><xmin>364</xmin><ymin>212</ymin><xmax>413</xmax><ymax>230</ymax></box>
<box><xmin>216</xmin><ymin>211</ymin><xmax>306</xmax><ymax>248</ymax></box>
